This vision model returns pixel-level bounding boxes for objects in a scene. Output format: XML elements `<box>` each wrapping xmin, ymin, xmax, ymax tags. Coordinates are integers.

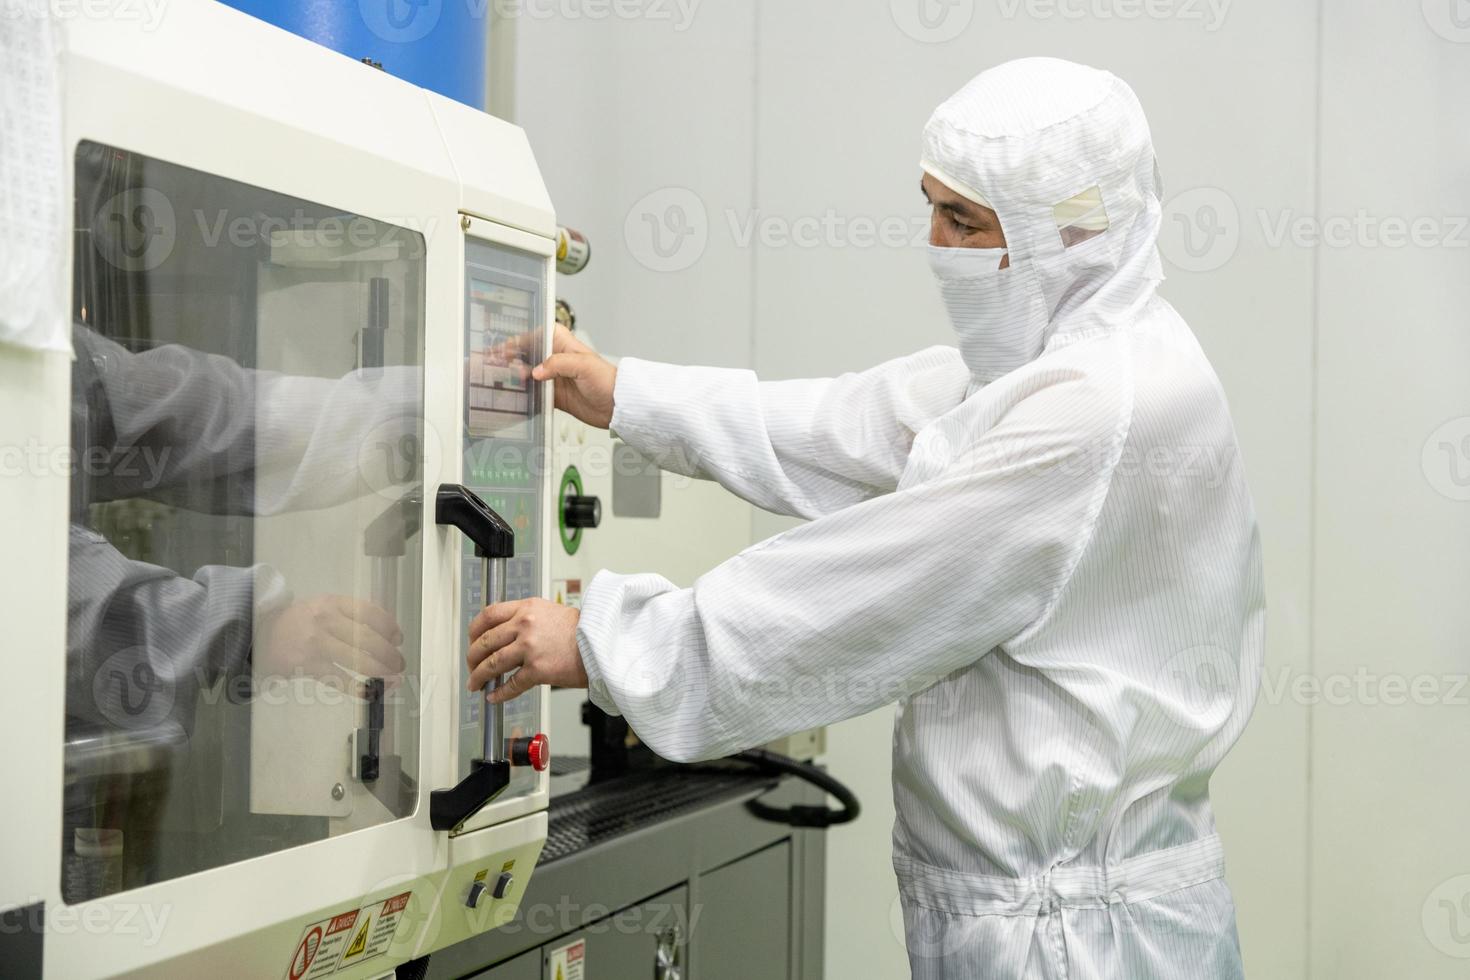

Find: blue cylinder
<box><xmin>220</xmin><ymin>0</ymin><xmax>487</xmax><ymax>110</ymax></box>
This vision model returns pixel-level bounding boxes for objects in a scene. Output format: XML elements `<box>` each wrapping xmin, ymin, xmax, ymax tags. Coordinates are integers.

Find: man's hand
<box><xmin>257</xmin><ymin>595</ymin><xmax>406</xmax><ymax>692</ymax></box>
<box><xmin>532</xmin><ymin>325</ymin><xmax>617</xmax><ymax>429</ymax></box>
<box><xmin>468</xmin><ymin>597</ymin><xmax>587</xmax><ymax>704</ymax></box>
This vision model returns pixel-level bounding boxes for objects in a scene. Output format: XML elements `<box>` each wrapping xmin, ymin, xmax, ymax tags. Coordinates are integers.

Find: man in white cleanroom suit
<box><xmin>469</xmin><ymin>57</ymin><xmax>1264</xmax><ymax>979</ymax></box>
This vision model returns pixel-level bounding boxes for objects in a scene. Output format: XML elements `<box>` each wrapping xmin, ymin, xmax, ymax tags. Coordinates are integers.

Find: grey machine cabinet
<box><xmin>689</xmin><ymin>842</ymin><xmax>791</xmax><ymax>980</ymax></box>
<box><xmin>530</xmin><ymin>884</ymin><xmax>689</xmax><ymax>980</ymax></box>
<box><xmin>446</xmin><ymin>776</ymin><xmax>825</xmax><ymax>980</ymax></box>
<box><xmin>473</xmin><ymin>949</ymin><xmax>540</xmax><ymax>980</ymax></box>
<box><xmin>468</xmin><ymin>847</ymin><xmax>794</xmax><ymax>980</ymax></box>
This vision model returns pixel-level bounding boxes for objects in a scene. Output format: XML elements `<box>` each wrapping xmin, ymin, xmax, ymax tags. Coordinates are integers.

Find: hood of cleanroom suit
<box><xmin>573</xmin><ymin>58</ymin><xmax>1264</xmax><ymax>980</ymax></box>
<box><xmin>921</xmin><ymin>57</ymin><xmax>1165</xmax><ymax>383</ymax></box>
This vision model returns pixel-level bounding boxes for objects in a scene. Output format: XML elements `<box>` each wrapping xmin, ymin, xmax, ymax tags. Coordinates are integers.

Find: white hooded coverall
<box><xmin>575</xmin><ymin>58</ymin><xmax>1264</xmax><ymax>979</ymax></box>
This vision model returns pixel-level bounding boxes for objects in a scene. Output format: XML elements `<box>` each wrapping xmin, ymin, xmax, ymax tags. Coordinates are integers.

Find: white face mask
<box><xmin>926</xmin><ymin>244</ymin><xmax>1049</xmax><ymax>384</ymax></box>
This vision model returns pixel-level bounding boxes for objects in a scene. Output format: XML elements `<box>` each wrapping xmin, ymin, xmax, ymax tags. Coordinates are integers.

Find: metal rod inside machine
<box><xmin>481</xmin><ymin>555</ymin><xmax>506</xmax><ymax>762</ymax></box>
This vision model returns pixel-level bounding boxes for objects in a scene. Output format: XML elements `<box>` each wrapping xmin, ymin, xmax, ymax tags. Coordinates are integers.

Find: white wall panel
<box><xmin>515</xmin><ymin>2</ymin><xmax>759</xmax><ymax>370</ymax></box>
<box><xmin>1311</xmin><ymin>4</ymin><xmax>1470</xmax><ymax>975</ymax></box>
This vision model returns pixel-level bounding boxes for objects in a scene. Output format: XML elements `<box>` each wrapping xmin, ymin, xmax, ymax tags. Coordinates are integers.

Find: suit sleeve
<box><xmin>576</xmin><ymin>364</ymin><xmax>1128</xmax><ymax>762</ymax></box>
<box><xmin>66</xmin><ymin>525</ymin><xmax>290</xmax><ymax>736</ymax></box>
<box><xmin>608</xmin><ymin>347</ymin><xmax>971</xmax><ymax>518</ymax></box>
<box><xmin>74</xmin><ymin>324</ymin><xmax>420</xmax><ymax>515</ymax></box>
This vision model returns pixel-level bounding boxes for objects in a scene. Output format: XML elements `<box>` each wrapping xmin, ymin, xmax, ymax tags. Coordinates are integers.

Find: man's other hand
<box><xmin>467</xmin><ymin>597</ymin><xmax>587</xmax><ymax>704</ymax></box>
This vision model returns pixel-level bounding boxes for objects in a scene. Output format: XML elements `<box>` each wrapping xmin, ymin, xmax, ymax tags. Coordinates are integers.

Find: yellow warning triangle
<box><xmin>345</xmin><ymin>919</ymin><xmax>370</xmax><ymax>958</ymax></box>
<box><xmin>555</xmin><ymin>966</ymin><xmax>564</xmax><ymax>980</ymax></box>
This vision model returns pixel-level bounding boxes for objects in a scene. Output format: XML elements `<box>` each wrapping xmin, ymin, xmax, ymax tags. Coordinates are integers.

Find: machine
<box><xmin>2</xmin><ymin>6</ymin><xmax>853</xmax><ymax>977</ymax></box>
<box><xmin>2</xmin><ymin>4</ymin><xmax>564</xmax><ymax>975</ymax></box>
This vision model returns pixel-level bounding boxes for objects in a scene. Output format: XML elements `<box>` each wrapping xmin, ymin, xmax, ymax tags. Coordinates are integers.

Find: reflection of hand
<box><xmin>468</xmin><ymin>347</ymin><xmax>532</xmax><ymax>388</ymax></box>
<box><xmin>257</xmin><ymin>595</ymin><xmax>405</xmax><ymax>691</ymax></box>
<box><xmin>486</xmin><ymin>328</ymin><xmax>538</xmax><ymax>362</ymax></box>
<box><xmin>462</xmin><ymin>328</ymin><xmax>532</xmax><ymax>399</ymax></box>
<box><xmin>466</xmin><ymin>598</ymin><xmax>585</xmax><ymax>704</ymax></box>
<box><xmin>532</xmin><ymin>325</ymin><xmax>616</xmax><ymax>429</ymax></box>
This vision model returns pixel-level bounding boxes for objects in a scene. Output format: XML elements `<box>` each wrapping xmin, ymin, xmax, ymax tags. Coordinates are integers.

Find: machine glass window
<box><xmin>461</xmin><ymin>238</ymin><xmax>546</xmax><ymax>801</ymax></box>
<box><xmin>64</xmin><ymin>141</ymin><xmax>427</xmax><ymax>903</ymax></box>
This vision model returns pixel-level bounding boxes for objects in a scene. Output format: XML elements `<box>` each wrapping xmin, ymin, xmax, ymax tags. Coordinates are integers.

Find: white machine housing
<box><xmin>1</xmin><ymin>3</ymin><xmax>559</xmax><ymax>977</ymax></box>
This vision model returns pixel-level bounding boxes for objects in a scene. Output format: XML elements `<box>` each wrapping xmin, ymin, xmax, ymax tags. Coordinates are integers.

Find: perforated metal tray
<box><xmin>542</xmin><ymin>761</ymin><xmax>778</xmax><ymax>864</ymax></box>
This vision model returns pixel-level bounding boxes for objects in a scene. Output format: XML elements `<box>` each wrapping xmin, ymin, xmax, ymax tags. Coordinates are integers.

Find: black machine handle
<box><xmin>429</xmin><ymin>483</ymin><xmax>515</xmax><ymax>832</ymax></box>
<box><xmin>430</xmin><ymin>759</ymin><xmax>512</xmax><ymax>833</ymax></box>
<box><xmin>358</xmin><ymin>678</ymin><xmax>384</xmax><ymax>783</ymax></box>
<box><xmin>436</xmin><ymin>483</ymin><xmax>515</xmax><ymax>558</ymax></box>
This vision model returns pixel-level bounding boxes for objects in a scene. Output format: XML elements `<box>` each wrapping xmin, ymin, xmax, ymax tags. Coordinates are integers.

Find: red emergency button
<box><xmin>527</xmin><ymin>733</ymin><xmax>550</xmax><ymax>771</ymax></box>
<box><xmin>510</xmin><ymin>733</ymin><xmax>550</xmax><ymax>771</ymax></box>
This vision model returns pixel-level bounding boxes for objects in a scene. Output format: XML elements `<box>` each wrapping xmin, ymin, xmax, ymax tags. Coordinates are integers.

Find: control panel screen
<box><xmin>467</xmin><ymin>277</ymin><xmax>535</xmax><ymax>438</ymax></box>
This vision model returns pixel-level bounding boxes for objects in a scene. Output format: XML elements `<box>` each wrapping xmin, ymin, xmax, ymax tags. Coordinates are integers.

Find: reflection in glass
<box><xmin>64</xmin><ymin>142</ymin><xmax>426</xmax><ymax>901</ymax></box>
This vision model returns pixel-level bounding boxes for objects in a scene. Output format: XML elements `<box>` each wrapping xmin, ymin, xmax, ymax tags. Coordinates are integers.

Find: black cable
<box><xmin>394</xmin><ymin>954</ymin><xmax>429</xmax><ymax>980</ymax></box>
<box><xmin>727</xmin><ymin>748</ymin><xmax>861</xmax><ymax>829</ymax></box>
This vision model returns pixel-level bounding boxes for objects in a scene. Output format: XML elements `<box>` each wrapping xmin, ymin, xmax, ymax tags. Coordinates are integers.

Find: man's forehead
<box><xmin>921</xmin><ymin>173</ymin><xmax>991</xmax><ymax>219</ymax></box>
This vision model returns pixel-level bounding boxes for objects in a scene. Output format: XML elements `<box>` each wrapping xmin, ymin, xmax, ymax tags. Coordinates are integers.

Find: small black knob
<box><xmin>564</xmin><ymin>495</ymin><xmax>601</xmax><ymax>529</ymax></box>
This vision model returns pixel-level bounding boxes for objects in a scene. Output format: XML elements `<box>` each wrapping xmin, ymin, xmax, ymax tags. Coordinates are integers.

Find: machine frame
<box><xmin>1</xmin><ymin>3</ymin><xmax>558</xmax><ymax>976</ymax></box>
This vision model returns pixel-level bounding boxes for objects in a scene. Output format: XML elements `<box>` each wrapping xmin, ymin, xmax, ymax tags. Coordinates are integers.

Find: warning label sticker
<box><xmin>342</xmin><ymin>917</ymin><xmax>371</xmax><ymax>961</ymax></box>
<box><xmin>282</xmin><ymin>892</ymin><xmax>413</xmax><ymax>980</ymax></box>
<box><xmin>552</xmin><ymin>579</ymin><xmax>583</xmax><ymax>610</ymax></box>
<box><xmin>548</xmin><ymin>938</ymin><xmax>586</xmax><ymax>980</ymax></box>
